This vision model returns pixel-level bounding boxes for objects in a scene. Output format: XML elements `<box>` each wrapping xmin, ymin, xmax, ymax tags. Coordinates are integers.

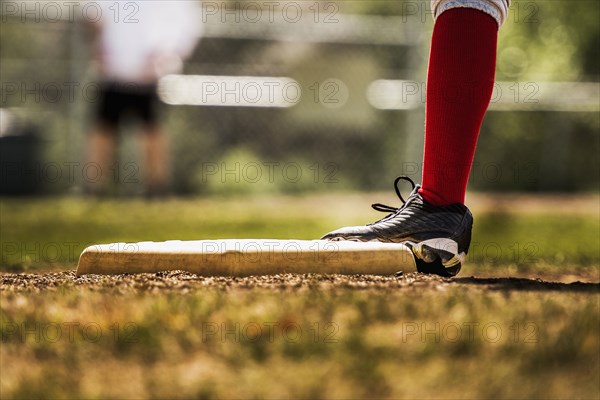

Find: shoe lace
<box><xmin>368</xmin><ymin>176</ymin><xmax>417</xmax><ymax>224</ymax></box>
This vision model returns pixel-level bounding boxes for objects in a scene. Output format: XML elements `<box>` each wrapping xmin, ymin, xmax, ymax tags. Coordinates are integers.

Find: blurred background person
<box><xmin>86</xmin><ymin>1</ymin><xmax>201</xmax><ymax>197</ymax></box>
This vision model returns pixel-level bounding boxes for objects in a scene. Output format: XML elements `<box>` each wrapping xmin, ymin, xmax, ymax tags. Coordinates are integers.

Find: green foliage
<box><xmin>497</xmin><ymin>1</ymin><xmax>599</xmax><ymax>81</ymax></box>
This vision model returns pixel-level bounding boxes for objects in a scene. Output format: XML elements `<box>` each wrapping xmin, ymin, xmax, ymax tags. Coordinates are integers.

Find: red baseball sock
<box><xmin>419</xmin><ymin>8</ymin><xmax>498</xmax><ymax>206</ymax></box>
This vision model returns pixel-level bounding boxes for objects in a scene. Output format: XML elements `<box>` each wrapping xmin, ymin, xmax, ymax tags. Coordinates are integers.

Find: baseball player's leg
<box><xmin>85</xmin><ymin>82</ymin><xmax>120</xmax><ymax>196</ymax></box>
<box><xmin>136</xmin><ymin>84</ymin><xmax>170</xmax><ymax>197</ymax></box>
<box><xmin>420</xmin><ymin>4</ymin><xmax>502</xmax><ymax>206</ymax></box>
<box><xmin>140</xmin><ymin>124</ymin><xmax>170</xmax><ymax>197</ymax></box>
<box><xmin>322</xmin><ymin>0</ymin><xmax>510</xmax><ymax>276</ymax></box>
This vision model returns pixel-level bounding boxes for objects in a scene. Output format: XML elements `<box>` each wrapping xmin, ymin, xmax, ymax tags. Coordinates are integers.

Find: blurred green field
<box><xmin>1</xmin><ymin>194</ymin><xmax>599</xmax><ymax>399</ymax></box>
<box><xmin>1</xmin><ymin>194</ymin><xmax>599</xmax><ymax>278</ymax></box>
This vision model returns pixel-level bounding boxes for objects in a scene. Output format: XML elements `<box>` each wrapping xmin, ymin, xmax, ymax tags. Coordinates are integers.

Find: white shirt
<box><xmin>97</xmin><ymin>1</ymin><xmax>202</xmax><ymax>83</ymax></box>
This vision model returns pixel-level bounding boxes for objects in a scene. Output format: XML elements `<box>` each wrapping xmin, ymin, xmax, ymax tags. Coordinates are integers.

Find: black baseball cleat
<box><xmin>321</xmin><ymin>176</ymin><xmax>473</xmax><ymax>277</ymax></box>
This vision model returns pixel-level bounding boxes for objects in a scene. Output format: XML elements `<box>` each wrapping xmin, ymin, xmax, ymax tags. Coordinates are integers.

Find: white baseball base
<box><xmin>76</xmin><ymin>239</ymin><xmax>416</xmax><ymax>276</ymax></box>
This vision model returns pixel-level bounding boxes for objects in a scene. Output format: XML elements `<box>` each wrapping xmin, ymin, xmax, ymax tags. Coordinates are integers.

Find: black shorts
<box><xmin>95</xmin><ymin>81</ymin><xmax>160</xmax><ymax>130</ymax></box>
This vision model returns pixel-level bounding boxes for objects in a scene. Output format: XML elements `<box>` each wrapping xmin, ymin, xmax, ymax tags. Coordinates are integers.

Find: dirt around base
<box><xmin>1</xmin><ymin>270</ymin><xmax>597</xmax><ymax>293</ymax></box>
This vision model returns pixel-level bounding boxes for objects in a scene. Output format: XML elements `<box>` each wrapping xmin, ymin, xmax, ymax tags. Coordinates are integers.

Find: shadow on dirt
<box><xmin>454</xmin><ymin>276</ymin><xmax>600</xmax><ymax>292</ymax></box>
